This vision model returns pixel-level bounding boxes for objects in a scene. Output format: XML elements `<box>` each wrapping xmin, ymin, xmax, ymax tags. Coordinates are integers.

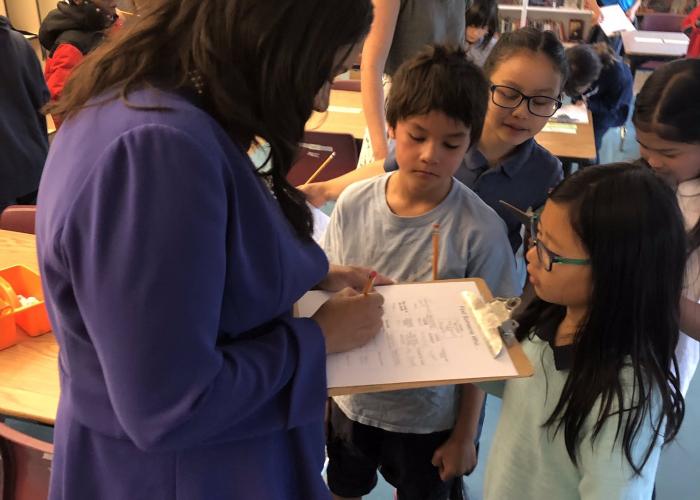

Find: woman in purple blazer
<box><xmin>36</xmin><ymin>1</ymin><xmax>384</xmax><ymax>498</ymax></box>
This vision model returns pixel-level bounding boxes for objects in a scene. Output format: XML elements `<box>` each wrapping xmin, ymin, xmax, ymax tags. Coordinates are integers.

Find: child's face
<box><xmin>466</xmin><ymin>26</ymin><xmax>488</xmax><ymax>44</ymax></box>
<box><xmin>484</xmin><ymin>51</ymin><xmax>562</xmax><ymax>148</ymax></box>
<box><xmin>636</xmin><ymin>130</ymin><xmax>700</xmax><ymax>184</ymax></box>
<box><xmin>389</xmin><ymin>111</ymin><xmax>471</xmax><ymax>192</ymax></box>
<box><xmin>526</xmin><ymin>200</ymin><xmax>592</xmax><ymax>310</ymax></box>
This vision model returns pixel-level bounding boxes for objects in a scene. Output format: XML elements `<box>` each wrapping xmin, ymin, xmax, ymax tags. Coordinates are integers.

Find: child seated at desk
<box><xmin>323</xmin><ymin>45</ymin><xmax>520</xmax><ymax>500</ymax></box>
<box><xmin>565</xmin><ymin>42</ymin><xmax>633</xmax><ymax>163</ymax></box>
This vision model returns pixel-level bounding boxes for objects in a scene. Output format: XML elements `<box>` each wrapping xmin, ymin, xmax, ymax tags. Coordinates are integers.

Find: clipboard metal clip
<box><xmin>461</xmin><ymin>292</ymin><xmax>521</xmax><ymax>358</ymax></box>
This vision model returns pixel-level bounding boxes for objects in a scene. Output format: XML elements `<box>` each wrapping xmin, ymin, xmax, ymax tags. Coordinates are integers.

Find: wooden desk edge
<box><xmin>326</xmin><ymin>277</ymin><xmax>534</xmax><ymax>397</ymax></box>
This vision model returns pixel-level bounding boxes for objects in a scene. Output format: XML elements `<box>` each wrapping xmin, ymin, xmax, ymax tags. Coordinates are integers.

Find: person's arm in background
<box><xmin>680</xmin><ymin>298</ymin><xmax>700</xmax><ymax>341</ymax></box>
<box><xmin>360</xmin><ymin>0</ymin><xmax>400</xmax><ymax>162</ymax></box>
<box><xmin>584</xmin><ymin>0</ymin><xmax>603</xmax><ymax>24</ymax></box>
<box><xmin>682</xmin><ymin>5</ymin><xmax>700</xmax><ymax>35</ymax></box>
<box><xmin>625</xmin><ymin>0</ymin><xmax>642</xmax><ymax>22</ymax></box>
<box><xmin>431</xmin><ymin>384</ymin><xmax>483</xmax><ymax>481</ymax></box>
<box><xmin>298</xmin><ymin>159</ymin><xmax>385</xmax><ymax>206</ymax></box>
<box><xmin>18</xmin><ymin>30</ymin><xmax>49</xmax><ymax>135</ymax></box>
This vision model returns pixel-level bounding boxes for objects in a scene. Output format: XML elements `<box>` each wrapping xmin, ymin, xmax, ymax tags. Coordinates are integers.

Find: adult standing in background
<box><xmin>0</xmin><ymin>15</ymin><xmax>49</xmax><ymax>212</ymax></box>
<box><xmin>39</xmin><ymin>0</ymin><xmax>120</xmax><ymax>127</ymax></box>
<box><xmin>37</xmin><ymin>0</ymin><xmax>386</xmax><ymax>498</ymax></box>
<box><xmin>358</xmin><ymin>0</ymin><xmax>469</xmax><ymax>165</ymax></box>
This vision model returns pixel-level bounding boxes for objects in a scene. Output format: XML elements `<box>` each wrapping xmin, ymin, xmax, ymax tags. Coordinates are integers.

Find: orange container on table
<box><xmin>0</xmin><ymin>298</ymin><xmax>17</xmax><ymax>350</ymax></box>
<box><xmin>0</xmin><ymin>265</ymin><xmax>51</xmax><ymax>341</ymax></box>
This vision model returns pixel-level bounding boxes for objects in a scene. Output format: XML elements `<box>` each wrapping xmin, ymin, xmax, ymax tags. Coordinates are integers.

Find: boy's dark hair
<box><xmin>483</xmin><ymin>27</ymin><xmax>568</xmax><ymax>91</ymax></box>
<box><xmin>565</xmin><ymin>42</ymin><xmax>619</xmax><ymax>96</ymax></box>
<box><xmin>465</xmin><ymin>0</ymin><xmax>499</xmax><ymax>48</ymax></box>
<box><xmin>385</xmin><ymin>44</ymin><xmax>489</xmax><ymax>148</ymax></box>
<box><xmin>516</xmin><ymin>162</ymin><xmax>686</xmax><ymax>475</ymax></box>
<box><xmin>46</xmin><ymin>0</ymin><xmax>373</xmax><ymax>242</ymax></box>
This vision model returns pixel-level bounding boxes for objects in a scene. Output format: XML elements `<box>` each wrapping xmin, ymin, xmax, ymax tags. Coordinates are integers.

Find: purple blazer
<box><xmin>36</xmin><ymin>89</ymin><xmax>330</xmax><ymax>499</ymax></box>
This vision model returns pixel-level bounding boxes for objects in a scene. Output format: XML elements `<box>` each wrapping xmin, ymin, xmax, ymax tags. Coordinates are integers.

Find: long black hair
<box><xmin>465</xmin><ymin>0</ymin><xmax>498</xmax><ymax>48</ymax></box>
<box><xmin>48</xmin><ymin>0</ymin><xmax>374</xmax><ymax>241</ymax></box>
<box><xmin>633</xmin><ymin>58</ymin><xmax>700</xmax><ymax>252</ymax></box>
<box><xmin>516</xmin><ymin>163</ymin><xmax>686</xmax><ymax>474</ymax></box>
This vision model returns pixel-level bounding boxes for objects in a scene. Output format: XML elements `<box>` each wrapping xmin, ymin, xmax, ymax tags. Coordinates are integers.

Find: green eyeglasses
<box><xmin>530</xmin><ymin>214</ymin><xmax>591</xmax><ymax>272</ymax></box>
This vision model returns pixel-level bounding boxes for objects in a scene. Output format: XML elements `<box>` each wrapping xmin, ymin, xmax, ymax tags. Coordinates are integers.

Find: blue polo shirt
<box><xmin>384</xmin><ymin>139</ymin><xmax>563</xmax><ymax>252</ymax></box>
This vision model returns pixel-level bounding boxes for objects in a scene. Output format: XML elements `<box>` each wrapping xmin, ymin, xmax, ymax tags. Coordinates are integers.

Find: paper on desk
<box><xmin>664</xmin><ymin>39</ymin><xmax>689</xmax><ymax>45</ymax></box>
<box><xmin>551</xmin><ymin>104</ymin><xmax>589</xmax><ymax>124</ymax></box>
<box><xmin>599</xmin><ymin>5</ymin><xmax>636</xmax><ymax>36</ymax></box>
<box><xmin>542</xmin><ymin>122</ymin><xmax>578</xmax><ymax>134</ymax></box>
<box><xmin>297</xmin><ymin>281</ymin><xmax>518</xmax><ymax>392</ymax></box>
<box><xmin>327</xmin><ymin>105</ymin><xmax>362</xmax><ymax>114</ymax></box>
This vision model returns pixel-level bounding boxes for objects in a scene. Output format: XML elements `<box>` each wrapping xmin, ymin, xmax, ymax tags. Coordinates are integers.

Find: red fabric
<box><xmin>683</xmin><ymin>6</ymin><xmax>700</xmax><ymax>58</ymax></box>
<box><xmin>44</xmin><ymin>43</ymin><xmax>83</xmax><ymax>129</ymax></box>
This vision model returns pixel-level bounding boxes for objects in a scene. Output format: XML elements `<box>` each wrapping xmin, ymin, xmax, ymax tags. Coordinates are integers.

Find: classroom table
<box><xmin>537</xmin><ymin>111</ymin><xmax>597</xmax><ymax>164</ymax></box>
<box><xmin>622</xmin><ymin>31</ymin><xmax>689</xmax><ymax>58</ymax></box>
<box><xmin>306</xmin><ymin>90</ymin><xmax>597</xmax><ymax>163</ymax></box>
<box><xmin>306</xmin><ymin>89</ymin><xmax>366</xmax><ymax>140</ymax></box>
<box><xmin>0</xmin><ymin>230</ymin><xmax>59</xmax><ymax>425</ymax></box>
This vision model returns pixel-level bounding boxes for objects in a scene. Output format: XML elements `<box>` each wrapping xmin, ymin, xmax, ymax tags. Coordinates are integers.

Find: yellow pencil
<box><xmin>432</xmin><ymin>223</ymin><xmax>440</xmax><ymax>281</ymax></box>
<box><xmin>303</xmin><ymin>151</ymin><xmax>336</xmax><ymax>185</ymax></box>
<box><xmin>362</xmin><ymin>271</ymin><xmax>377</xmax><ymax>296</ymax></box>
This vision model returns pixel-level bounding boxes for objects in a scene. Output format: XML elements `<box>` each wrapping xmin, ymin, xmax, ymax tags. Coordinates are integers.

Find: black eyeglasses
<box><xmin>490</xmin><ymin>85</ymin><xmax>562</xmax><ymax>118</ymax></box>
<box><xmin>530</xmin><ymin>214</ymin><xmax>590</xmax><ymax>272</ymax></box>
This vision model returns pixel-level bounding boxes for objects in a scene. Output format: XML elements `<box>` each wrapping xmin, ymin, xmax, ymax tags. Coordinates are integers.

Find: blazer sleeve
<box><xmin>60</xmin><ymin>124</ymin><xmax>327</xmax><ymax>452</ymax></box>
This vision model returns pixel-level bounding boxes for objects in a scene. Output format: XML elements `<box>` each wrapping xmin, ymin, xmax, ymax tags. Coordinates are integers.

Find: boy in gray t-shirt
<box><xmin>323</xmin><ymin>46</ymin><xmax>520</xmax><ymax>500</ymax></box>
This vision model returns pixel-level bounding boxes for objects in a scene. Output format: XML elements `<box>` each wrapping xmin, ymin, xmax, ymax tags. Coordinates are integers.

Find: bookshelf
<box><xmin>498</xmin><ymin>1</ymin><xmax>594</xmax><ymax>42</ymax></box>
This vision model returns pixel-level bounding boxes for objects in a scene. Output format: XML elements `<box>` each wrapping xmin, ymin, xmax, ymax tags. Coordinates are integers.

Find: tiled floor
<box><xmin>363</xmin><ymin>106</ymin><xmax>700</xmax><ymax>500</ymax></box>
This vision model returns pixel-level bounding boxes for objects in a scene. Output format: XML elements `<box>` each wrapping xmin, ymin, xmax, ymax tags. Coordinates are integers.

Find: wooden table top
<box><xmin>306</xmin><ymin>90</ymin><xmax>597</xmax><ymax>161</ymax></box>
<box><xmin>306</xmin><ymin>90</ymin><xmax>366</xmax><ymax>140</ymax></box>
<box><xmin>536</xmin><ymin>111</ymin><xmax>597</xmax><ymax>162</ymax></box>
<box><xmin>0</xmin><ymin>230</ymin><xmax>59</xmax><ymax>425</ymax></box>
<box><xmin>622</xmin><ymin>31</ymin><xmax>689</xmax><ymax>57</ymax></box>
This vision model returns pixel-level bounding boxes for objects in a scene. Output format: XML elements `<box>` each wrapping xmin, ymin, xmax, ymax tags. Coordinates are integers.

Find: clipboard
<box><xmin>296</xmin><ymin>278</ymin><xmax>534</xmax><ymax>396</ymax></box>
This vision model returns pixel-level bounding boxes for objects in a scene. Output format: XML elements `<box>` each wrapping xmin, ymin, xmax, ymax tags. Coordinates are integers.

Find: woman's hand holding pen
<box><xmin>312</xmin><ymin>287</ymin><xmax>385</xmax><ymax>354</ymax></box>
<box><xmin>317</xmin><ymin>264</ymin><xmax>393</xmax><ymax>292</ymax></box>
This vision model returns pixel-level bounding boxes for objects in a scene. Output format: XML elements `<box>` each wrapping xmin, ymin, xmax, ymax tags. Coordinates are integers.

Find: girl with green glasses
<box><xmin>482</xmin><ymin>163</ymin><xmax>686</xmax><ymax>499</ymax></box>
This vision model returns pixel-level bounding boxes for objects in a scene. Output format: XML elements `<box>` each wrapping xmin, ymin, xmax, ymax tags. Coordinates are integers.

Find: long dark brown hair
<box><xmin>48</xmin><ymin>0</ymin><xmax>373</xmax><ymax>240</ymax></box>
<box><xmin>516</xmin><ymin>163</ymin><xmax>686</xmax><ymax>474</ymax></box>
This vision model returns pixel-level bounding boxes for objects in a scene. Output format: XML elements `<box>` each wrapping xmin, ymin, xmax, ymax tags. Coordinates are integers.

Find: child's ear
<box><xmin>387</xmin><ymin>125</ymin><xmax>396</xmax><ymax>140</ymax></box>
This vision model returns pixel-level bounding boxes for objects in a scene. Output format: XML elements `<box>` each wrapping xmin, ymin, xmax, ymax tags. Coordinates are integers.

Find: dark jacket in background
<box><xmin>0</xmin><ymin>16</ymin><xmax>49</xmax><ymax>204</ymax></box>
<box><xmin>584</xmin><ymin>59</ymin><xmax>633</xmax><ymax>152</ymax></box>
<box><xmin>39</xmin><ymin>1</ymin><xmax>118</xmax><ymax>124</ymax></box>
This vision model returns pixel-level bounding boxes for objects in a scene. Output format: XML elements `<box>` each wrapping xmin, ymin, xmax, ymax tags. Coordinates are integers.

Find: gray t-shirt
<box><xmin>385</xmin><ymin>0</ymin><xmax>468</xmax><ymax>76</ymax></box>
<box><xmin>323</xmin><ymin>173</ymin><xmax>520</xmax><ymax>433</ymax></box>
<box><xmin>466</xmin><ymin>37</ymin><xmax>497</xmax><ymax>68</ymax></box>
